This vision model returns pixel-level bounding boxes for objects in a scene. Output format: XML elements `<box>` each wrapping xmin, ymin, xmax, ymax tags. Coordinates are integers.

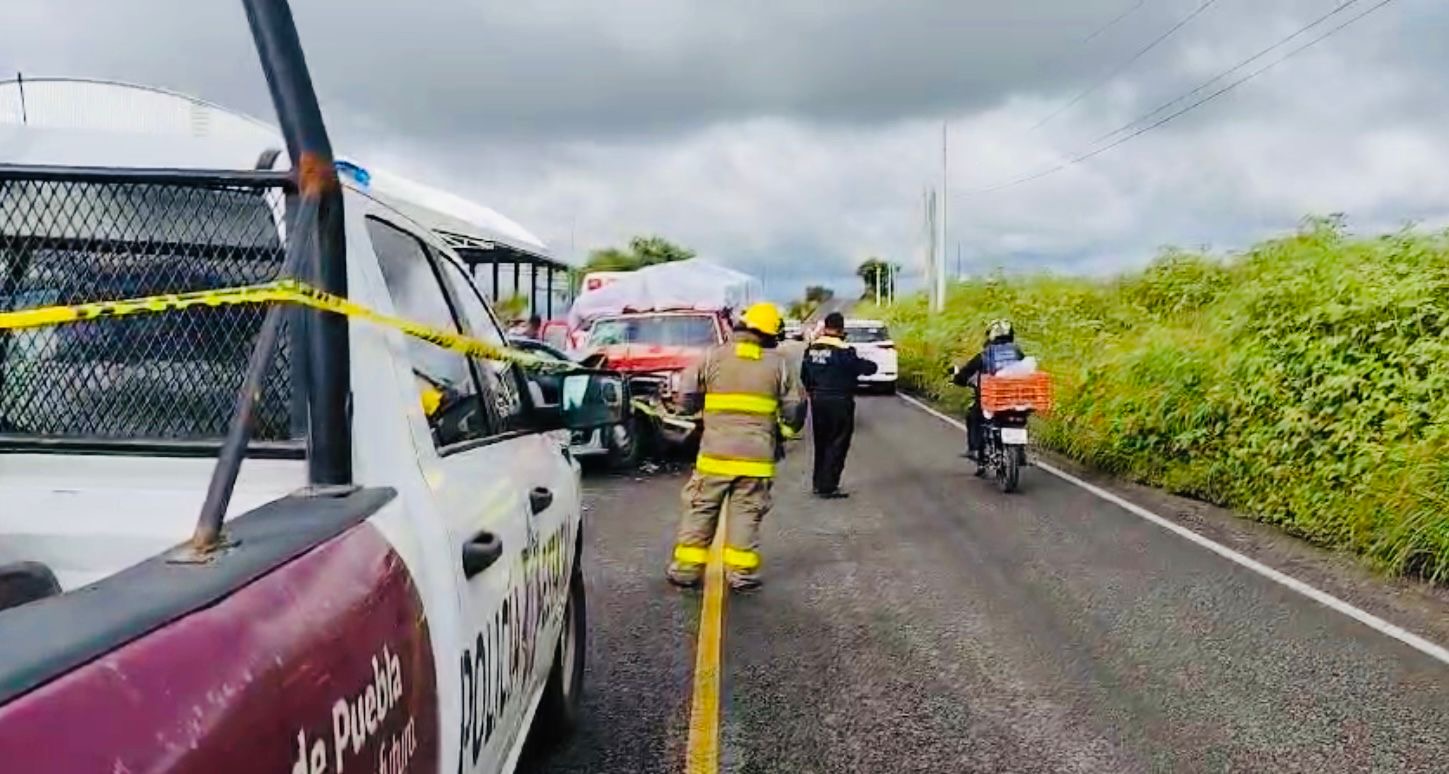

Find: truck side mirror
<box><xmin>534</xmin><ymin>370</ymin><xmax>628</xmax><ymax>431</ymax></box>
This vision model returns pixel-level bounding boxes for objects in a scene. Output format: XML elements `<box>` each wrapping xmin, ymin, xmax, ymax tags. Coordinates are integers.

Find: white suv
<box><xmin>844</xmin><ymin>318</ymin><xmax>899</xmax><ymax>392</ymax></box>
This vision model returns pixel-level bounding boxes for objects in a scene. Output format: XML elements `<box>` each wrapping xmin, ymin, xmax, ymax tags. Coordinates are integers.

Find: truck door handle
<box><xmin>529</xmin><ymin>487</ymin><xmax>554</xmax><ymax>515</ymax></box>
<box><xmin>461</xmin><ymin>531</ymin><xmax>504</xmax><ymax>578</ymax></box>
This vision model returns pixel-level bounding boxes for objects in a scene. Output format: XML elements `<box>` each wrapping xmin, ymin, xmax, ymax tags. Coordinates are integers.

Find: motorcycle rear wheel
<box><xmin>996</xmin><ymin>444</ymin><xmax>1021</xmax><ymax>493</ymax></box>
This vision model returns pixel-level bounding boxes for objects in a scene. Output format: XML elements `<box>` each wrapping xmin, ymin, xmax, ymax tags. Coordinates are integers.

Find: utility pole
<box><xmin>924</xmin><ymin>188</ymin><xmax>938</xmax><ymax>311</ymax></box>
<box><xmin>935</xmin><ymin>122</ymin><xmax>948</xmax><ymax>312</ymax></box>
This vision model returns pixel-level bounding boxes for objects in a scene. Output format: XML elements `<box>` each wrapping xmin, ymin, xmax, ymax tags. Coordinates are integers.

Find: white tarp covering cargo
<box><xmin>567</xmin><ymin>259</ymin><xmax>762</xmax><ymax>328</ymax></box>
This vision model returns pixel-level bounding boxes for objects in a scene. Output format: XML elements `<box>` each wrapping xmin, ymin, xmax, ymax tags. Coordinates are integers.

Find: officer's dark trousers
<box><xmin>810</xmin><ymin>395</ymin><xmax>855</xmax><ymax>493</ymax></box>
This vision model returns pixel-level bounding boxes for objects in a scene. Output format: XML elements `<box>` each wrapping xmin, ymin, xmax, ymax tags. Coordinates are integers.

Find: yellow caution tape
<box><xmin>0</xmin><ymin>278</ymin><xmax>579</xmax><ymax>374</ymax></box>
<box><xmin>631</xmin><ymin>397</ymin><xmax>699</xmax><ymax>429</ymax></box>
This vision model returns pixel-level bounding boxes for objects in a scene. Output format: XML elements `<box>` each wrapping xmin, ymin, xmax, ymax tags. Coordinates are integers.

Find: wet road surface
<box><xmin>524</xmin><ymin>396</ymin><xmax>1449</xmax><ymax>773</ymax></box>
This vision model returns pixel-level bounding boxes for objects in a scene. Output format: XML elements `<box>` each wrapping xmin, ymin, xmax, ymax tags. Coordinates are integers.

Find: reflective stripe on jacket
<box><xmin>681</xmin><ymin>331</ymin><xmax>806</xmax><ymax>478</ymax></box>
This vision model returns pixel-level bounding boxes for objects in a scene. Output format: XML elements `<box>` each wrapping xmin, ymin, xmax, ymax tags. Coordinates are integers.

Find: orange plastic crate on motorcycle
<box><xmin>980</xmin><ymin>372</ymin><xmax>1054</xmax><ymax>415</ymax></box>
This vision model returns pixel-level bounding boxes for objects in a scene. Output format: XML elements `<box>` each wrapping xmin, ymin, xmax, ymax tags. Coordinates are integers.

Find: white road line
<box><xmin>897</xmin><ymin>392</ymin><xmax>1449</xmax><ymax>667</ymax></box>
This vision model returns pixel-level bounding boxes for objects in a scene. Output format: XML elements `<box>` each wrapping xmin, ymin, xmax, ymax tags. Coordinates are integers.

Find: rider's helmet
<box><xmin>985</xmin><ymin>319</ymin><xmax>1014</xmax><ymax>343</ymax></box>
<box><xmin>740</xmin><ymin>302</ymin><xmax>784</xmax><ymax>338</ymax></box>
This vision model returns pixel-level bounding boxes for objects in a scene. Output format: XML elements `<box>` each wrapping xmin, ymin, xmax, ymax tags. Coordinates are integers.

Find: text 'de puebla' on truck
<box><xmin>0</xmin><ymin>3</ymin><xmax>623</xmax><ymax>773</ymax></box>
<box><xmin>567</xmin><ymin>259</ymin><xmax>763</xmax><ymax>466</ymax></box>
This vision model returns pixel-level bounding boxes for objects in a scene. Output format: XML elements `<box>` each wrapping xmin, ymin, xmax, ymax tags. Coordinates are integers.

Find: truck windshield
<box><xmin>588</xmin><ymin>315</ymin><xmax>717</xmax><ymax>347</ymax></box>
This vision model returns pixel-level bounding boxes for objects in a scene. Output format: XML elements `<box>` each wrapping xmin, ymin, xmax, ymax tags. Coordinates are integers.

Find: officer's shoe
<box><xmin>818</xmin><ymin>490</ymin><xmax>850</xmax><ymax>500</ymax></box>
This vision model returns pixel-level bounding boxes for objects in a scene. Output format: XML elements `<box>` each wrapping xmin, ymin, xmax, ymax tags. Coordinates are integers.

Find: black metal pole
<box><xmin>530</xmin><ymin>263</ymin><xmax>539</xmax><ymax>317</ymax></box>
<box><xmin>546</xmin><ymin>265</ymin><xmax>554</xmax><ymax>319</ymax></box>
<box><xmin>15</xmin><ymin>72</ymin><xmax>27</xmax><ymax>124</ymax></box>
<box><xmin>492</xmin><ymin>261</ymin><xmax>501</xmax><ymax>301</ymax></box>
<box><xmin>242</xmin><ymin>0</ymin><xmax>352</xmax><ymax>487</ymax></box>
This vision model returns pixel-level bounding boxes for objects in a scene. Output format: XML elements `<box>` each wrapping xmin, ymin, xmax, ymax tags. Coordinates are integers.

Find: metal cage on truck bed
<box><xmin>0</xmin><ymin>167</ymin><xmax>304</xmax><ymax>453</ymax></box>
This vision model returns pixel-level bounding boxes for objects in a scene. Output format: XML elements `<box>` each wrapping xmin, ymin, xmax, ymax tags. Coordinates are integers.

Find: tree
<box><xmin>628</xmin><ymin>235</ymin><xmax>696</xmax><ymax>266</ymax></box>
<box><xmin>787</xmin><ymin>285</ymin><xmax>835</xmax><ymax>321</ymax></box>
<box><xmin>585</xmin><ymin>235</ymin><xmax>695</xmax><ymax>272</ymax></box>
<box><xmin>582</xmin><ymin>247</ymin><xmax>638</xmax><ymax>272</ymax></box>
<box><xmin>856</xmin><ymin>257</ymin><xmax>897</xmax><ymax>301</ymax></box>
<box><xmin>493</xmin><ymin>293</ymin><xmax>529</xmax><ymax>323</ymax></box>
<box><xmin>804</xmin><ymin>285</ymin><xmax>834</xmax><ymax>305</ymax></box>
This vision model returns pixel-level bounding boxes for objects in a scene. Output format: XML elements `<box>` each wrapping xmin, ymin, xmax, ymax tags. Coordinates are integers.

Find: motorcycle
<box><xmin>981</xmin><ymin>407</ymin><xmax>1031</xmax><ymax>493</ymax></box>
<box><xmin>978</xmin><ymin>372</ymin><xmax>1052</xmax><ymax>494</ymax></box>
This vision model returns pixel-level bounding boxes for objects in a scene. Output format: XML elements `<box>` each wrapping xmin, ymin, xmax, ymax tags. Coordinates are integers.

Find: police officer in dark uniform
<box><xmin>801</xmin><ymin>312</ymin><xmax>877</xmax><ymax>498</ymax></box>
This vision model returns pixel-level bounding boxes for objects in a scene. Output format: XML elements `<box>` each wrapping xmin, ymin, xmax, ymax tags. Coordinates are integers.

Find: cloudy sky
<box><xmin>2</xmin><ymin>0</ymin><xmax>1444</xmax><ymax>300</ymax></box>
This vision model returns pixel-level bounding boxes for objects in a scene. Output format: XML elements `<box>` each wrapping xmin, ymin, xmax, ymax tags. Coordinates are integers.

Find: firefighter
<box><xmin>666</xmin><ymin>302</ymin><xmax>807</xmax><ymax>591</ymax></box>
<box><xmin>801</xmin><ymin>312</ymin><xmax>877</xmax><ymax>497</ymax></box>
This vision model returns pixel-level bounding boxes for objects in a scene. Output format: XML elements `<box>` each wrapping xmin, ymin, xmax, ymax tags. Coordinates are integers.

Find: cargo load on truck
<box><xmin>566</xmin><ymin>259</ymin><xmax>763</xmax><ymax>463</ymax></box>
<box><xmin>567</xmin><ymin>258</ymin><xmax>762</xmax><ymax>331</ymax></box>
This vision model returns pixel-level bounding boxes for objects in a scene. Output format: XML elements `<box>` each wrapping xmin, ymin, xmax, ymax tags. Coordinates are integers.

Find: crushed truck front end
<box><xmin>578</xmin><ymin>310</ymin><xmax>729</xmax><ymax>455</ymax></box>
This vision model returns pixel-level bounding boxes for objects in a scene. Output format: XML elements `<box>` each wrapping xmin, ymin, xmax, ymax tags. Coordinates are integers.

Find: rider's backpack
<box><xmin>982</xmin><ymin>342</ymin><xmax>1022</xmax><ymax>375</ymax></box>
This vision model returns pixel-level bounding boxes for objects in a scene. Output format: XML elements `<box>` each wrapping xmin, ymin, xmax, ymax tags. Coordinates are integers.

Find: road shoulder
<box><xmin>901</xmin><ymin>391</ymin><xmax>1449</xmax><ymax>650</ymax></box>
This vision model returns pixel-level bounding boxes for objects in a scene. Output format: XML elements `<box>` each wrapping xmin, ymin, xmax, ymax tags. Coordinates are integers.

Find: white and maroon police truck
<box><xmin>0</xmin><ymin>3</ymin><xmax>622</xmax><ymax>772</ymax></box>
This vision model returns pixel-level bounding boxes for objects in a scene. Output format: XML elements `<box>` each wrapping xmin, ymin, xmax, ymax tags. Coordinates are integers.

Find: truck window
<box><xmin>367</xmin><ymin>218</ymin><xmax>487</xmax><ymax>448</ymax></box>
<box><xmin>588</xmin><ymin>315</ymin><xmax>718</xmax><ymax>347</ymax></box>
<box><xmin>431</xmin><ymin>252</ymin><xmax>529</xmax><ymax>435</ymax></box>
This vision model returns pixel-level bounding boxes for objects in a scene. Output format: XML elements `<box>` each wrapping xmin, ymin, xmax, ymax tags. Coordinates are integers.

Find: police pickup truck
<box><xmin>0</xmin><ymin>120</ymin><xmax>623</xmax><ymax>773</ymax></box>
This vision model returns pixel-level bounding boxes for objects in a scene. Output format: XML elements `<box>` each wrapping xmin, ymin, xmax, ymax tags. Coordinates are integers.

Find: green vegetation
<box><xmin>584</xmin><ymin>235</ymin><xmax>695</xmax><ymax>272</ymax></box>
<box><xmin>493</xmin><ymin>293</ymin><xmax>530</xmax><ymax>323</ymax></box>
<box><xmin>856</xmin><ymin>257</ymin><xmax>899</xmax><ymax>300</ymax></box>
<box><xmin>875</xmin><ymin>217</ymin><xmax>1449</xmax><ymax>582</ymax></box>
<box><xmin>788</xmin><ymin>285</ymin><xmax>835</xmax><ymax>320</ymax></box>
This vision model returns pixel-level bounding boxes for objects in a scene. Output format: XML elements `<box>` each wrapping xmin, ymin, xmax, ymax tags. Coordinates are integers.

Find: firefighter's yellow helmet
<box><xmin>740</xmin><ymin>302</ymin><xmax>784</xmax><ymax>337</ymax></box>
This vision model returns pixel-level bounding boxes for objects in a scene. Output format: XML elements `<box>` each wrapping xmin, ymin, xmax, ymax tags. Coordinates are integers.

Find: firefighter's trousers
<box><xmin>667</xmin><ymin>472</ymin><xmax>772</xmax><ymax>587</ymax></box>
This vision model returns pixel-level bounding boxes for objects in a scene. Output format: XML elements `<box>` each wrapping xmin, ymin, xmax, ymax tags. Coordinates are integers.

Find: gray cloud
<box><xmin>3</xmin><ymin>0</ymin><xmax>1446</xmax><ymax>301</ymax></box>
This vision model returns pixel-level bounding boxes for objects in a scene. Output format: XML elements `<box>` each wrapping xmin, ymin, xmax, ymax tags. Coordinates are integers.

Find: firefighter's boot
<box><xmin>667</xmin><ymin>473</ymin><xmax>729</xmax><ymax>587</ymax></box>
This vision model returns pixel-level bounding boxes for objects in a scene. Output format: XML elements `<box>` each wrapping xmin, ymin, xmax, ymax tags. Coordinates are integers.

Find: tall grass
<box><xmin>876</xmin><ymin>218</ymin><xmax>1449</xmax><ymax>582</ymax></box>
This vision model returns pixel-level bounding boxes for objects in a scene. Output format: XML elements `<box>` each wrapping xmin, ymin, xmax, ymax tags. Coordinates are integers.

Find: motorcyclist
<box><xmin>949</xmin><ymin>319</ymin><xmax>1025</xmax><ymax>475</ymax></box>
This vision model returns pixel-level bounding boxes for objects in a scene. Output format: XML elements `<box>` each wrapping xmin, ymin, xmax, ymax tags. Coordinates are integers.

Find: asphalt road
<box><xmin>523</xmin><ymin>396</ymin><xmax>1449</xmax><ymax>773</ymax></box>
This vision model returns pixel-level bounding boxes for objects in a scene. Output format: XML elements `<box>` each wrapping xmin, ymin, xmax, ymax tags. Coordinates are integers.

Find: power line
<box><xmin>1090</xmin><ymin>0</ymin><xmax>1365</xmax><ymax>146</ymax></box>
<box><xmin>1082</xmin><ymin>0</ymin><xmax>1148</xmax><ymax>44</ymax></box>
<box><xmin>1032</xmin><ymin>0</ymin><xmax>1222</xmax><ymax>131</ymax></box>
<box><xmin>970</xmin><ymin>0</ymin><xmax>1396</xmax><ymax>195</ymax></box>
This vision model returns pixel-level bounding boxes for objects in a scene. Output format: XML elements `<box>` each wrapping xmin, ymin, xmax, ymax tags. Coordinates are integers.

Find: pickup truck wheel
<box><xmin>536</xmin><ymin>561</ymin><xmax>586</xmax><ymax>745</ymax></box>
<box><xmin>606</xmin><ymin>420</ymin><xmax>641</xmax><ymax>471</ymax></box>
